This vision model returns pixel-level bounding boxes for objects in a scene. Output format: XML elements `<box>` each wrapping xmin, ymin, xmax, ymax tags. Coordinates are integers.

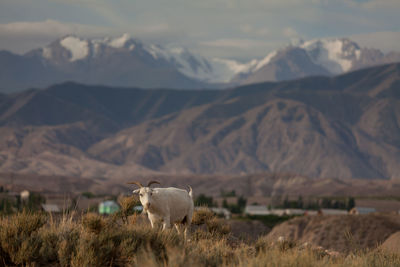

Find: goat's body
<box><xmin>143</xmin><ymin>187</ymin><xmax>193</xmax><ymax>236</ymax></box>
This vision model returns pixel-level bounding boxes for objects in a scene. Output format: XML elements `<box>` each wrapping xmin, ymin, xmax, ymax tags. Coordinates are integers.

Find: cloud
<box><xmin>239</xmin><ymin>24</ymin><xmax>269</xmax><ymax>37</ymax></box>
<box><xmin>0</xmin><ymin>0</ymin><xmax>399</xmax><ymax>60</ymax></box>
<box><xmin>0</xmin><ymin>19</ymin><xmax>176</xmax><ymax>54</ymax></box>
<box><xmin>350</xmin><ymin>31</ymin><xmax>400</xmax><ymax>52</ymax></box>
<box><xmin>135</xmin><ymin>23</ymin><xmax>170</xmax><ymax>34</ymax></box>
<box><xmin>201</xmin><ymin>38</ymin><xmax>270</xmax><ymax>49</ymax></box>
<box><xmin>283</xmin><ymin>27</ymin><xmax>299</xmax><ymax>38</ymax></box>
<box><xmin>0</xmin><ymin>19</ymin><xmax>113</xmax><ymax>53</ymax></box>
<box><xmin>352</xmin><ymin>0</ymin><xmax>400</xmax><ymax>8</ymax></box>
<box><xmin>0</xmin><ymin>19</ymin><xmax>110</xmax><ymax>38</ymax></box>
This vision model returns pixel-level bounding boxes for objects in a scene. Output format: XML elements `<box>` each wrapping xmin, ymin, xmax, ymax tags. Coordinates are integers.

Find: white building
<box><xmin>320</xmin><ymin>209</ymin><xmax>348</xmax><ymax>215</ymax></box>
<box><xmin>210</xmin><ymin>207</ymin><xmax>231</xmax><ymax>219</ymax></box>
<box><xmin>349</xmin><ymin>207</ymin><xmax>376</xmax><ymax>215</ymax></box>
<box><xmin>244</xmin><ymin>205</ymin><xmax>271</xmax><ymax>215</ymax></box>
<box><xmin>41</xmin><ymin>204</ymin><xmax>61</xmax><ymax>213</ymax></box>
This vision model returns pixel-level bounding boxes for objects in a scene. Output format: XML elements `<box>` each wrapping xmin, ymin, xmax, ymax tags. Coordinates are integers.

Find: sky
<box><xmin>0</xmin><ymin>0</ymin><xmax>400</xmax><ymax>61</ymax></box>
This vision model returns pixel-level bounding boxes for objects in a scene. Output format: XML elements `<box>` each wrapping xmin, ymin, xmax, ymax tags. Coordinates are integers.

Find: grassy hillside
<box><xmin>1</xmin><ymin>209</ymin><xmax>400</xmax><ymax>266</ymax></box>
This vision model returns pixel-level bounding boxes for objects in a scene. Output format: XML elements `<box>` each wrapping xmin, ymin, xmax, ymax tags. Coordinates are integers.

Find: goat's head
<box><xmin>127</xmin><ymin>180</ymin><xmax>160</xmax><ymax>210</ymax></box>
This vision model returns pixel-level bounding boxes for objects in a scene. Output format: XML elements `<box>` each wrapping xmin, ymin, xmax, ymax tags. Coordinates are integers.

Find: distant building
<box><xmin>304</xmin><ymin>210</ymin><xmax>318</xmax><ymax>216</ymax></box>
<box><xmin>270</xmin><ymin>209</ymin><xmax>286</xmax><ymax>216</ymax></box>
<box><xmin>20</xmin><ymin>190</ymin><xmax>30</xmax><ymax>201</ymax></box>
<box><xmin>134</xmin><ymin>206</ymin><xmax>143</xmax><ymax>212</ymax></box>
<box><xmin>247</xmin><ymin>196</ymin><xmax>272</xmax><ymax>206</ymax></box>
<box><xmin>355</xmin><ymin>199</ymin><xmax>400</xmax><ymax>213</ymax></box>
<box><xmin>349</xmin><ymin>207</ymin><xmax>376</xmax><ymax>215</ymax></box>
<box><xmin>320</xmin><ymin>209</ymin><xmax>348</xmax><ymax>215</ymax></box>
<box><xmin>215</xmin><ymin>197</ymin><xmax>238</xmax><ymax>207</ymax></box>
<box><xmin>284</xmin><ymin>209</ymin><xmax>305</xmax><ymax>215</ymax></box>
<box><xmin>99</xmin><ymin>200</ymin><xmax>120</xmax><ymax>215</ymax></box>
<box><xmin>41</xmin><ymin>204</ymin><xmax>61</xmax><ymax>213</ymax></box>
<box><xmin>210</xmin><ymin>207</ymin><xmax>231</xmax><ymax>219</ymax></box>
<box><xmin>76</xmin><ymin>196</ymin><xmax>105</xmax><ymax>211</ymax></box>
<box><xmin>42</xmin><ymin>193</ymin><xmax>74</xmax><ymax>211</ymax></box>
<box><xmin>244</xmin><ymin>205</ymin><xmax>271</xmax><ymax>215</ymax></box>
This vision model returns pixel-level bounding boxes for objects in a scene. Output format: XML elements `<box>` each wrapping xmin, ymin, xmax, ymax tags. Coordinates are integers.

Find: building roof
<box><xmin>210</xmin><ymin>207</ymin><xmax>231</xmax><ymax>215</ymax></box>
<box><xmin>320</xmin><ymin>209</ymin><xmax>348</xmax><ymax>215</ymax></box>
<box><xmin>100</xmin><ymin>200</ymin><xmax>119</xmax><ymax>207</ymax></box>
<box><xmin>41</xmin><ymin>204</ymin><xmax>61</xmax><ymax>213</ymax></box>
<box><xmin>244</xmin><ymin>205</ymin><xmax>271</xmax><ymax>215</ymax></box>
<box><xmin>351</xmin><ymin>207</ymin><xmax>376</xmax><ymax>214</ymax></box>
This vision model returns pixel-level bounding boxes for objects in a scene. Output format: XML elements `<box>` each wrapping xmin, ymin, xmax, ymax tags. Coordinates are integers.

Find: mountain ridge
<box><xmin>0</xmin><ymin>63</ymin><xmax>399</xmax><ymax>180</ymax></box>
<box><xmin>1</xmin><ymin>35</ymin><xmax>400</xmax><ymax>92</ymax></box>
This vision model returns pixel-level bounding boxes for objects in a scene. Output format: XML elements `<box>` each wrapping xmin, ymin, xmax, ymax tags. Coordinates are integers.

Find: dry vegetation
<box><xmin>266</xmin><ymin>214</ymin><xmax>400</xmax><ymax>253</ymax></box>
<box><xmin>1</xmin><ymin>209</ymin><xmax>400</xmax><ymax>267</ymax></box>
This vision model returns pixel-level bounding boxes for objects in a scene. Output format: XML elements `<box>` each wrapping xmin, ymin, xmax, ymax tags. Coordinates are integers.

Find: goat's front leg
<box><xmin>149</xmin><ymin>218</ymin><xmax>155</xmax><ymax>228</ymax></box>
<box><xmin>162</xmin><ymin>215</ymin><xmax>171</xmax><ymax>230</ymax></box>
<box><xmin>147</xmin><ymin>212</ymin><xmax>159</xmax><ymax>229</ymax></box>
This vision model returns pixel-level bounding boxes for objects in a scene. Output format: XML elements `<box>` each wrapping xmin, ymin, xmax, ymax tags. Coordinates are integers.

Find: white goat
<box><xmin>128</xmin><ymin>181</ymin><xmax>194</xmax><ymax>237</ymax></box>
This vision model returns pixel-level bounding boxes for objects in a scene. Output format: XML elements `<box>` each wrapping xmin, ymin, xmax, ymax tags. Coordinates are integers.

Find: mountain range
<box><xmin>0</xmin><ymin>62</ymin><xmax>399</xmax><ymax>181</ymax></box>
<box><xmin>0</xmin><ymin>34</ymin><xmax>399</xmax><ymax>92</ymax></box>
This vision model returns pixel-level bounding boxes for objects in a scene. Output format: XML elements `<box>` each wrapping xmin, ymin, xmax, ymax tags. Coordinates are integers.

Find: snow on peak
<box><xmin>145</xmin><ymin>44</ymin><xmax>218</xmax><ymax>82</ymax></box>
<box><xmin>254</xmin><ymin>51</ymin><xmax>278</xmax><ymax>71</ymax></box>
<box><xmin>301</xmin><ymin>38</ymin><xmax>361</xmax><ymax>74</ymax></box>
<box><xmin>42</xmin><ymin>46</ymin><xmax>52</xmax><ymax>60</ymax></box>
<box><xmin>60</xmin><ymin>36</ymin><xmax>89</xmax><ymax>62</ymax></box>
<box><xmin>109</xmin><ymin>33</ymin><xmax>132</xmax><ymax>49</ymax></box>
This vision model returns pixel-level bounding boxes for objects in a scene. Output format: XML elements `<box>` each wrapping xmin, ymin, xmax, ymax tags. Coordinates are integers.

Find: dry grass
<box><xmin>266</xmin><ymin>214</ymin><xmax>400</xmax><ymax>253</ymax></box>
<box><xmin>0</xmin><ymin>211</ymin><xmax>399</xmax><ymax>266</ymax></box>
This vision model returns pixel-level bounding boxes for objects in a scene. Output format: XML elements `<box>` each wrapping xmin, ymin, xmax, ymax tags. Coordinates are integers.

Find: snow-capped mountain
<box><xmin>0</xmin><ymin>34</ymin><xmax>213</xmax><ymax>91</ymax></box>
<box><xmin>233</xmin><ymin>38</ymin><xmax>400</xmax><ymax>85</ymax></box>
<box><xmin>0</xmin><ymin>34</ymin><xmax>399</xmax><ymax>92</ymax></box>
<box><xmin>36</xmin><ymin>34</ymin><xmax>219</xmax><ymax>83</ymax></box>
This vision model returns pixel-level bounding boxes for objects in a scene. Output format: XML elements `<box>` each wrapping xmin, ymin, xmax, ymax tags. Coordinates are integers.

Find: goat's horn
<box><xmin>127</xmin><ymin>181</ymin><xmax>143</xmax><ymax>188</ymax></box>
<box><xmin>147</xmin><ymin>180</ymin><xmax>161</xmax><ymax>187</ymax></box>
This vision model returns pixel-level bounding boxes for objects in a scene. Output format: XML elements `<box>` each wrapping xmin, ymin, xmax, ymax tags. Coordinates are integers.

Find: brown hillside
<box><xmin>379</xmin><ymin>231</ymin><xmax>400</xmax><ymax>253</ymax></box>
<box><xmin>265</xmin><ymin>214</ymin><xmax>400</xmax><ymax>253</ymax></box>
<box><xmin>0</xmin><ymin>63</ymin><xmax>400</xmax><ymax>179</ymax></box>
<box><xmin>2</xmin><ymin>172</ymin><xmax>400</xmax><ymax>197</ymax></box>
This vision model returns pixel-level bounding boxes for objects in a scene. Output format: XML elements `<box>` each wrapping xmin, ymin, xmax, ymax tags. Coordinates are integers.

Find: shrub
<box><xmin>0</xmin><ymin>211</ymin><xmax>47</xmax><ymax>265</ymax></box>
<box><xmin>115</xmin><ymin>195</ymin><xmax>139</xmax><ymax>224</ymax></box>
<box><xmin>0</xmin><ymin>211</ymin><xmax>400</xmax><ymax>266</ymax></box>
<box><xmin>192</xmin><ymin>208</ymin><xmax>216</xmax><ymax>225</ymax></box>
<box><xmin>82</xmin><ymin>213</ymin><xmax>105</xmax><ymax>234</ymax></box>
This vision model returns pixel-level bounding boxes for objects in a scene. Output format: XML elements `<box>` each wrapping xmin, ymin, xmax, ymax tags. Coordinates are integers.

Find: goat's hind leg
<box><xmin>174</xmin><ymin>223</ymin><xmax>181</xmax><ymax>234</ymax></box>
<box><xmin>162</xmin><ymin>215</ymin><xmax>171</xmax><ymax>230</ymax></box>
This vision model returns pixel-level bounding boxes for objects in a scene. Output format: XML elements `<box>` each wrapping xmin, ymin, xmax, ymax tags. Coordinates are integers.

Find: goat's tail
<box><xmin>187</xmin><ymin>185</ymin><xmax>193</xmax><ymax>198</ymax></box>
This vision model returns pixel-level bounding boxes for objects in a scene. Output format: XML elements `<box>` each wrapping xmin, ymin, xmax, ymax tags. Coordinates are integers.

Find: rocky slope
<box><xmin>0</xmin><ymin>63</ymin><xmax>399</xmax><ymax>180</ymax></box>
<box><xmin>264</xmin><ymin>214</ymin><xmax>400</xmax><ymax>253</ymax></box>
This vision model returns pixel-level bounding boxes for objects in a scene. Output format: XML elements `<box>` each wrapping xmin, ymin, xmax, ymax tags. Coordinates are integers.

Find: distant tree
<box><xmin>222</xmin><ymin>199</ymin><xmax>228</xmax><ymax>208</ymax></box>
<box><xmin>194</xmin><ymin>194</ymin><xmax>214</xmax><ymax>207</ymax></box>
<box><xmin>0</xmin><ymin>199</ymin><xmax>13</xmax><ymax>214</ymax></box>
<box><xmin>237</xmin><ymin>195</ymin><xmax>247</xmax><ymax>209</ymax></box>
<box><xmin>223</xmin><ymin>196</ymin><xmax>247</xmax><ymax>214</ymax></box>
<box><xmin>22</xmin><ymin>192</ymin><xmax>45</xmax><ymax>211</ymax></box>
<box><xmin>220</xmin><ymin>190</ymin><xmax>236</xmax><ymax>197</ymax></box>
<box><xmin>297</xmin><ymin>196</ymin><xmax>304</xmax><ymax>209</ymax></box>
<box><xmin>321</xmin><ymin>198</ymin><xmax>332</xmax><ymax>209</ymax></box>
<box><xmin>283</xmin><ymin>195</ymin><xmax>289</xmax><ymax>208</ymax></box>
<box><xmin>347</xmin><ymin>197</ymin><xmax>355</xmax><ymax>211</ymax></box>
<box><xmin>82</xmin><ymin>192</ymin><xmax>96</xmax><ymax>198</ymax></box>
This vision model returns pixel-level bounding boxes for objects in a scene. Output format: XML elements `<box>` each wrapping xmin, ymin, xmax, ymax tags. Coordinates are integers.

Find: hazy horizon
<box><xmin>1</xmin><ymin>0</ymin><xmax>400</xmax><ymax>61</ymax></box>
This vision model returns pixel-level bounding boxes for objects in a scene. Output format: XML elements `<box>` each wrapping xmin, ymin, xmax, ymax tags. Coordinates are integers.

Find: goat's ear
<box><xmin>132</xmin><ymin>189</ymin><xmax>140</xmax><ymax>194</ymax></box>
